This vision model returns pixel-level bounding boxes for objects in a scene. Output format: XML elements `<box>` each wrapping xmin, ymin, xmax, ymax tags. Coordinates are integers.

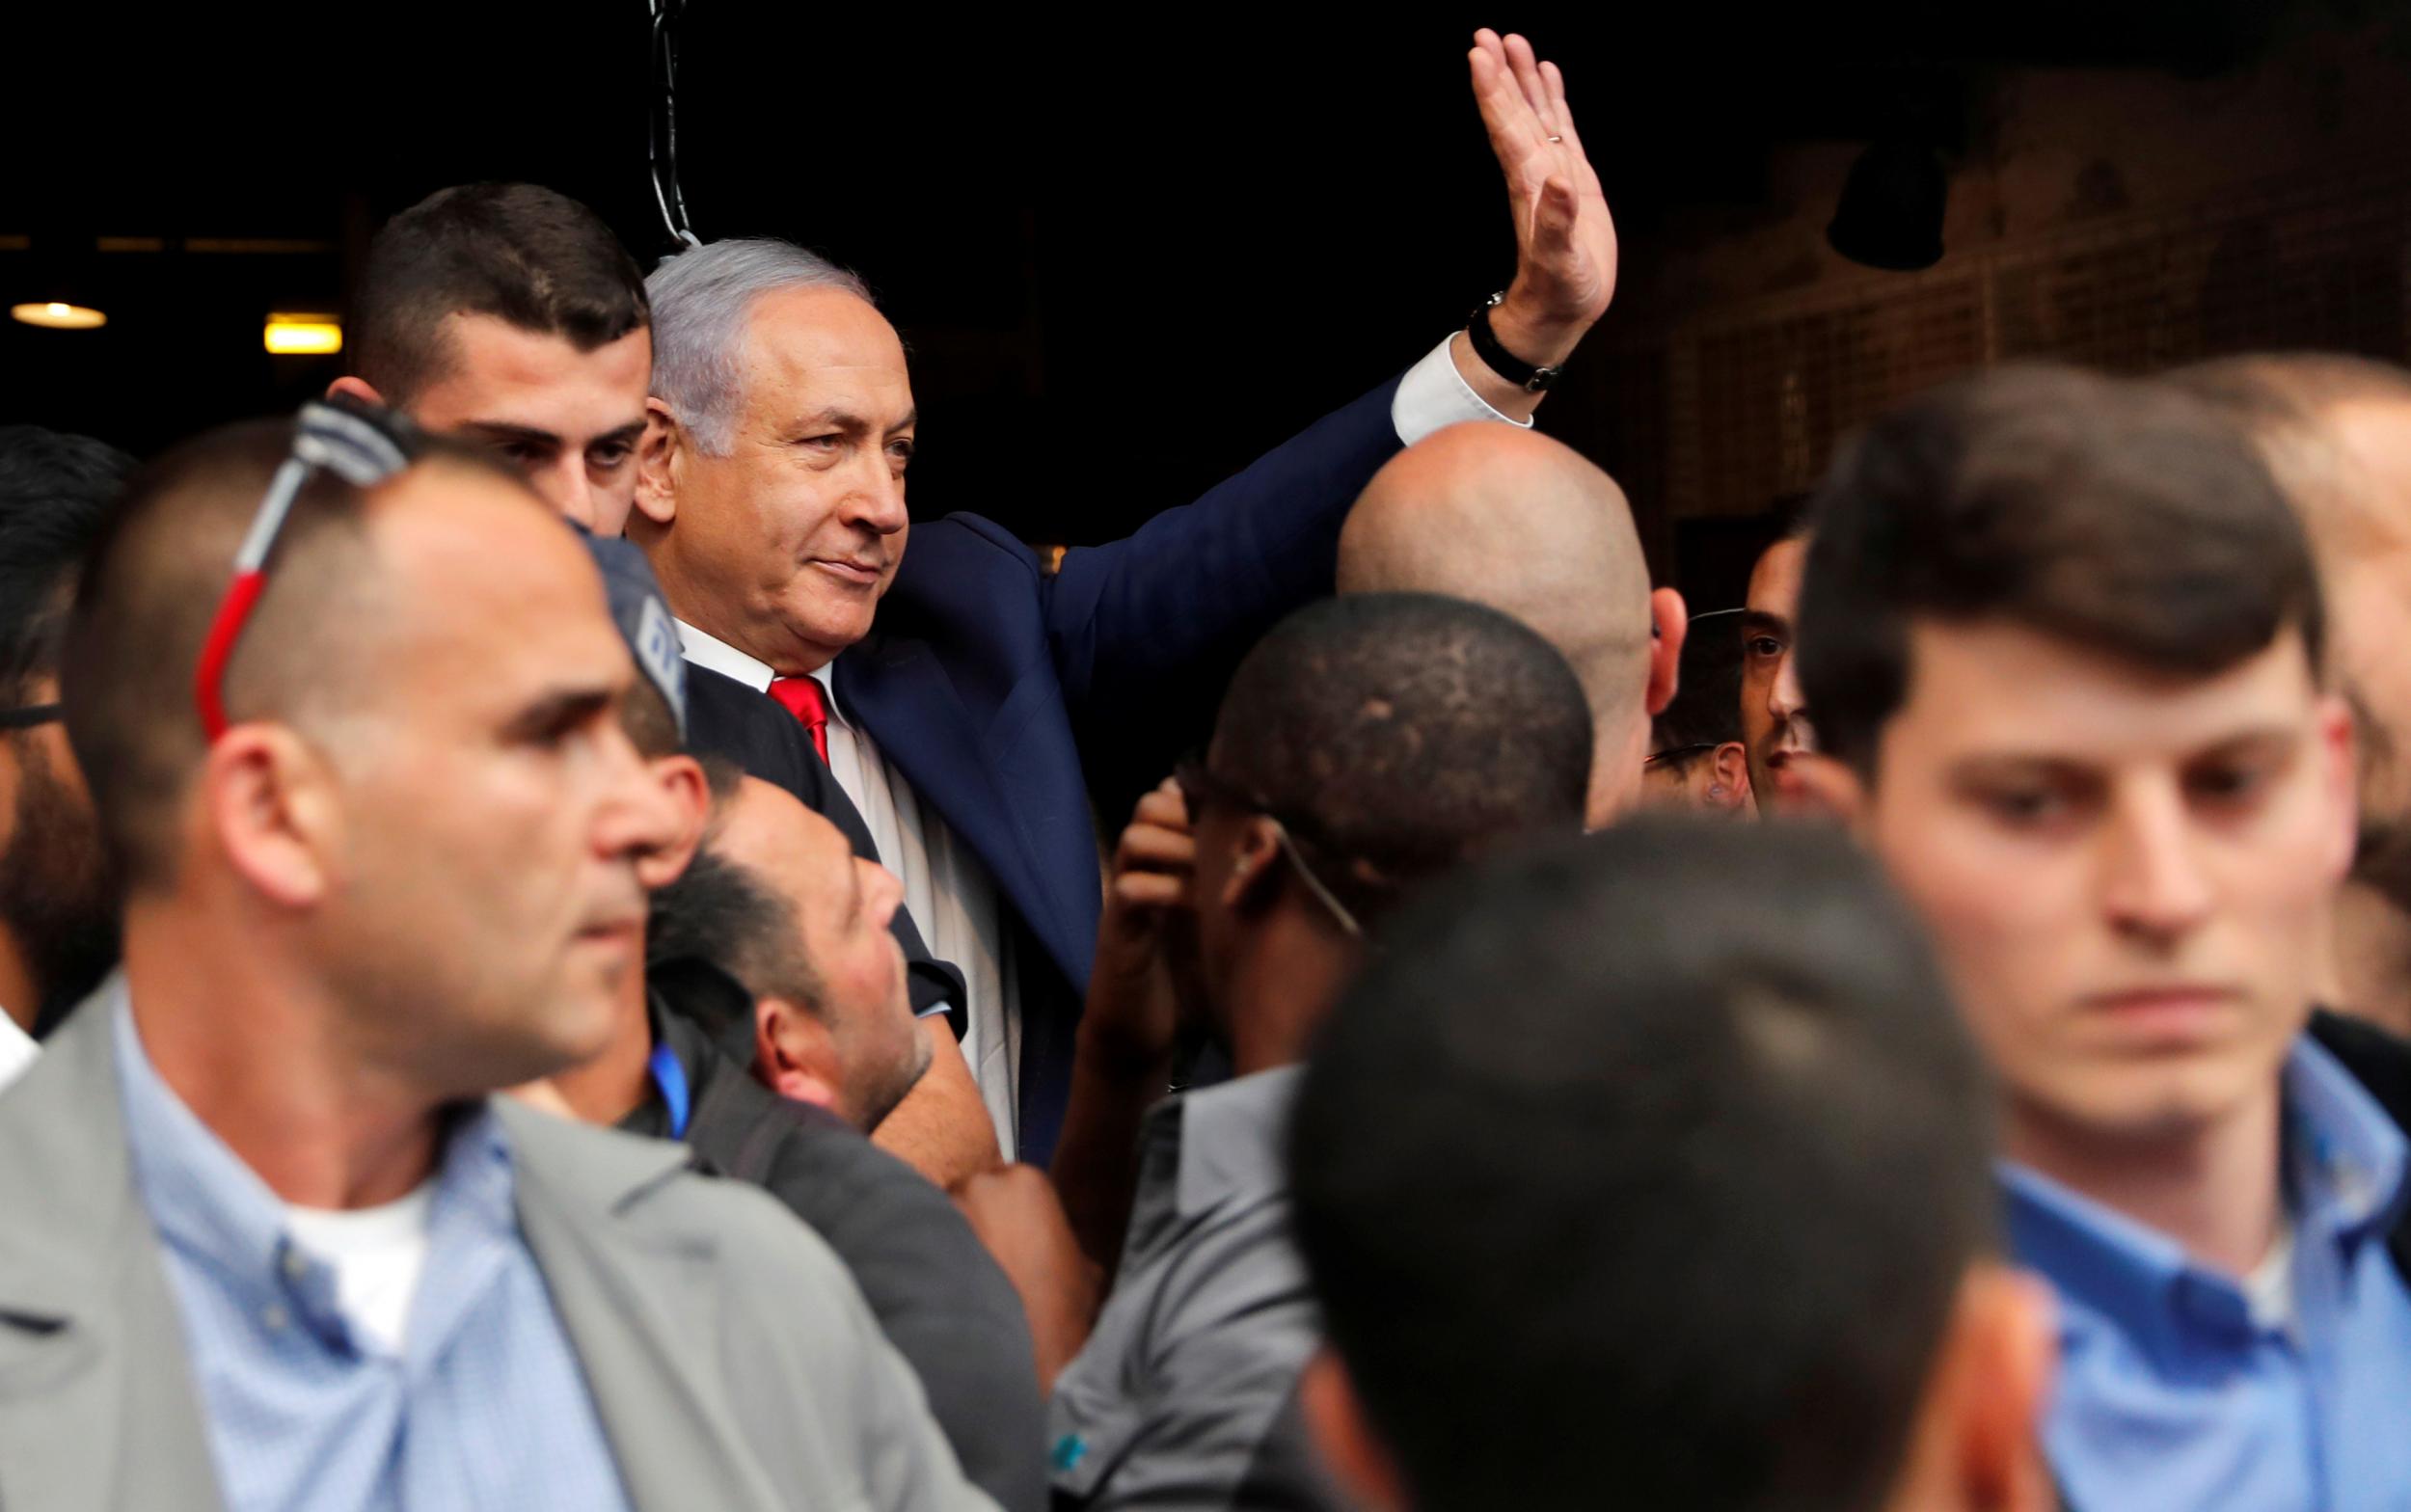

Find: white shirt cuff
<box><xmin>1391</xmin><ymin>333</ymin><xmax>1531</xmax><ymax>446</ymax></box>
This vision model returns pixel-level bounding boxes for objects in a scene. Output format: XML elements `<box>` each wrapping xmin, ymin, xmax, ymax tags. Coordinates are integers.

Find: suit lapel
<box><xmin>499</xmin><ymin>1104</ymin><xmax>788</xmax><ymax>1512</ymax></box>
<box><xmin>836</xmin><ymin>633</ymin><xmax>1096</xmax><ymax>987</ymax></box>
<box><xmin>0</xmin><ymin>992</ymin><xmax>222</xmax><ymax>1512</ymax></box>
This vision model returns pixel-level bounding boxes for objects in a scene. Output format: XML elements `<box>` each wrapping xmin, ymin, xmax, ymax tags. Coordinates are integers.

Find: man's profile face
<box><xmin>663</xmin><ymin>285</ymin><xmax>914</xmax><ymax>673</ymax></box>
<box><xmin>324</xmin><ymin>468</ymin><xmax>680</xmax><ymax>1094</ymax></box>
<box><xmin>1741</xmin><ymin>537</ymin><xmax>1816</xmax><ymax>813</ymax></box>
<box><xmin>1856</xmin><ymin>619</ymin><xmax>2352</xmax><ymax>1147</ymax></box>
<box><xmin>0</xmin><ymin>674</ymin><xmax>116</xmax><ymax>1022</ymax></box>
<box><xmin>715</xmin><ymin>776</ymin><xmax>925</xmax><ymax>1129</ymax></box>
<box><xmin>401</xmin><ymin>313</ymin><xmax>652</xmax><ymax>534</ymax></box>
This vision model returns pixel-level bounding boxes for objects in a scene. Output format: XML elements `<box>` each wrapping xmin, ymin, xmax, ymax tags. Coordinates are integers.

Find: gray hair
<box><xmin>645</xmin><ymin>238</ymin><xmax>875</xmax><ymax>456</ymax></box>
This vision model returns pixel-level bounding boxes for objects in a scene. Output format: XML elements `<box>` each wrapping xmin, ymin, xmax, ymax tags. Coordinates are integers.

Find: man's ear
<box><xmin>1907</xmin><ymin>1263</ymin><xmax>2057</xmax><ymax>1512</ymax></box>
<box><xmin>326</xmin><ymin>375</ymin><xmax>383</xmax><ymax>408</ymax></box>
<box><xmin>203</xmin><ymin>725</ymin><xmax>340</xmax><ymax>909</ymax></box>
<box><xmin>1644</xmin><ymin>587</ymin><xmax>1688</xmax><ymax>718</ymax></box>
<box><xmin>1220</xmin><ymin>817</ymin><xmax>1287</xmax><ymax>914</ymax></box>
<box><xmin>1711</xmin><ymin>741</ymin><xmax>1753</xmax><ymax>815</ymax></box>
<box><xmin>636</xmin><ymin>754</ymin><xmax>711</xmax><ymax>891</ymax></box>
<box><xmin>754</xmin><ymin>996</ymin><xmax>844</xmax><ymax>1112</ymax></box>
<box><xmin>1785</xmin><ymin>751</ymin><xmax>1864</xmax><ymax>828</ymax></box>
<box><xmin>1300</xmin><ymin>1349</ymin><xmax>1408</xmax><ymax>1512</ymax></box>
<box><xmin>633</xmin><ymin>398</ymin><xmax>683</xmax><ymax>529</ymax></box>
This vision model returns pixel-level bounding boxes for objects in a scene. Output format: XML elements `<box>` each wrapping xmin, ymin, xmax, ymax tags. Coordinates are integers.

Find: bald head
<box><xmin>2175</xmin><ymin>355</ymin><xmax>2411</xmax><ymax>860</ymax></box>
<box><xmin>2174</xmin><ymin>355</ymin><xmax>2411</xmax><ymax>563</ymax></box>
<box><xmin>1340</xmin><ymin>423</ymin><xmax>1670</xmax><ymax>823</ymax></box>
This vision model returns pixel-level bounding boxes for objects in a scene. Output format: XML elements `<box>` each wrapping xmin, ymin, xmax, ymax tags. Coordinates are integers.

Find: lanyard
<box><xmin>648</xmin><ymin>1042</ymin><xmax>691</xmax><ymax>1140</ymax></box>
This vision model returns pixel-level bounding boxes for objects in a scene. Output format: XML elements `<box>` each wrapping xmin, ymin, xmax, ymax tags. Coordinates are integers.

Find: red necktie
<box><xmin>769</xmin><ymin>675</ymin><xmax>830</xmax><ymax>765</ymax></box>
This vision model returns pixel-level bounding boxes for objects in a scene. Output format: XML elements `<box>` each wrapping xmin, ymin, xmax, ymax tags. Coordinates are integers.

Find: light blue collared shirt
<box><xmin>113</xmin><ymin>993</ymin><xmax>635</xmax><ymax>1512</ymax></box>
<box><xmin>2006</xmin><ymin>1036</ymin><xmax>2411</xmax><ymax>1512</ymax></box>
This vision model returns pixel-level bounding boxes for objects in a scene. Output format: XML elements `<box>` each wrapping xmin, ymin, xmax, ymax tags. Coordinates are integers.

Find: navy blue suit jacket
<box><xmin>827</xmin><ymin>374</ymin><xmax>1407</xmax><ymax>1160</ymax></box>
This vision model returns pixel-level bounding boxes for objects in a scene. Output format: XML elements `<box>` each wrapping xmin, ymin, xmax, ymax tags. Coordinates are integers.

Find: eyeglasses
<box><xmin>192</xmin><ymin>398</ymin><xmax>413</xmax><ymax>742</ymax></box>
<box><xmin>0</xmin><ymin>703</ymin><xmax>61</xmax><ymax>729</ymax></box>
<box><xmin>1173</xmin><ymin>751</ymin><xmax>1369</xmax><ymax>939</ymax></box>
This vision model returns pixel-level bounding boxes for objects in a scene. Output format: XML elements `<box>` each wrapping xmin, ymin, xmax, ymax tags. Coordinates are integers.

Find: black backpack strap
<box><xmin>2306</xmin><ymin>1010</ymin><xmax>2411</xmax><ymax>1282</ymax></box>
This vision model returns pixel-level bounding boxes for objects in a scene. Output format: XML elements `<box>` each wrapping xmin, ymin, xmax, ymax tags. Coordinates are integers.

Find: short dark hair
<box><xmin>0</xmin><ymin>427</ymin><xmax>135</xmax><ymax>706</ymax></box>
<box><xmin>620</xmin><ymin>679</ymin><xmax>683</xmax><ymax>762</ymax></box>
<box><xmin>1212</xmin><ymin>592</ymin><xmax>1590</xmax><ymax>921</ymax></box>
<box><xmin>1797</xmin><ymin>364</ymin><xmax>2323</xmax><ymax>769</ymax></box>
<box><xmin>60</xmin><ymin>418</ymin><xmax>510</xmax><ymax>889</ymax></box>
<box><xmin>649</xmin><ymin>846</ymin><xmax>826</xmax><ymax>1031</ymax></box>
<box><xmin>1650</xmin><ymin>608</ymin><xmax>1746</xmax><ymax>764</ymax></box>
<box><xmin>1291</xmin><ymin>820</ymin><xmax>1996</xmax><ymax>1512</ymax></box>
<box><xmin>352</xmin><ymin>183</ymin><xmax>650</xmax><ymax>406</ymax></box>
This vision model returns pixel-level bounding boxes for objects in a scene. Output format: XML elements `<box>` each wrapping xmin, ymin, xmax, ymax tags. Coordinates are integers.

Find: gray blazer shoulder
<box><xmin>0</xmin><ymin>990</ymin><xmax>1000</xmax><ymax>1512</ymax></box>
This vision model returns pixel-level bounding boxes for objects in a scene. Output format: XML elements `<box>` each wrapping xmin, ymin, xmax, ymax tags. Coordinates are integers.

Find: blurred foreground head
<box><xmin>0</xmin><ymin>426</ymin><xmax>134</xmax><ymax>1032</ymax></box>
<box><xmin>64</xmin><ymin>411</ymin><xmax>679</xmax><ymax>1097</ymax></box>
<box><xmin>1291</xmin><ymin>821</ymin><xmax>2051</xmax><ymax>1512</ymax></box>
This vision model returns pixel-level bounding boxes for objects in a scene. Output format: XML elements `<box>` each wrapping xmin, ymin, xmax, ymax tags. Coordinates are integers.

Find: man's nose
<box><xmin>1770</xmin><ymin>650</ymin><xmax>1807</xmax><ymax>722</ymax></box>
<box><xmin>596</xmin><ymin>736</ymin><xmax>686</xmax><ymax>864</ymax></box>
<box><xmin>842</xmin><ymin>456</ymin><xmax>908</xmax><ymax>537</ymax></box>
<box><xmin>538</xmin><ymin>460</ymin><xmax>599</xmax><ymax>532</ymax></box>
<box><xmin>2100</xmin><ymin>785</ymin><xmax>2217</xmax><ymax>943</ymax></box>
<box><xmin>861</xmin><ymin>858</ymin><xmax>905</xmax><ymax>929</ymax></box>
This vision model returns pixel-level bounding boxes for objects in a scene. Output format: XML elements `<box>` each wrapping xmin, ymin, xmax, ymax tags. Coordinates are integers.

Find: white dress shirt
<box><xmin>0</xmin><ymin>1011</ymin><xmax>35</xmax><ymax>1094</ymax></box>
<box><xmin>678</xmin><ymin>335</ymin><xmax>1514</xmax><ymax>1153</ymax></box>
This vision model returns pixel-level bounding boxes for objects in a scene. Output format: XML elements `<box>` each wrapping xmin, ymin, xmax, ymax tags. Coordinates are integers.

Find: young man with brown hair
<box><xmin>1796</xmin><ymin>364</ymin><xmax>2411</xmax><ymax>1511</ymax></box>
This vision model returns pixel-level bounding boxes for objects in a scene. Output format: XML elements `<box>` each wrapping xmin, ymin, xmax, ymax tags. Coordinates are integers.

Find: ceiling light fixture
<box><xmin>10</xmin><ymin>300</ymin><xmax>106</xmax><ymax>330</ymax></box>
<box><xmin>263</xmin><ymin>312</ymin><xmax>341</xmax><ymax>355</ymax></box>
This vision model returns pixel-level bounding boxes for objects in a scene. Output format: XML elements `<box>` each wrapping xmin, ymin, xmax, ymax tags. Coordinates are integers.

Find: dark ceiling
<box><xmin>0</xmin><ymin>0</ymin><xmax>2358</xmax><ymax>541</ymax></box>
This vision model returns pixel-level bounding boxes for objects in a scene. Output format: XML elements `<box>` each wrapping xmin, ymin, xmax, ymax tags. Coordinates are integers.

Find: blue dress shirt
<box><xmin>2005</xmin><ymin>1036</ymin><xmax>2411</xmax><ymax>1512</ymax></box>
<box><xmin>112</xmin><ymin>997</ymin><xmax>635</xmax><ymax>1512</ymax></box>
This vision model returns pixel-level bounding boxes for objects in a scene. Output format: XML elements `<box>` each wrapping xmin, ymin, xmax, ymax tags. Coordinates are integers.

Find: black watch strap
<box><xmin>1467</xmin><ymin>291</ymin><xmax>1562</xmax><ymax>392</ymax></box>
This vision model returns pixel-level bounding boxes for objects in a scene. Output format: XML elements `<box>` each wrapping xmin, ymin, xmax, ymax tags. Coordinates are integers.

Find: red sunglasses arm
<box><xmin>193</xmin><ymin>570</ymin><xmax>268</xmax><ymax>742</ymax></box>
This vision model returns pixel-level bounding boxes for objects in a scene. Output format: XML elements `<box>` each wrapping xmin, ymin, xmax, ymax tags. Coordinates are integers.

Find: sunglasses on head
<box><xmin>192</xmin><ymin>397</ymin><xmax>416</xmax><ymax>742</ymax></box>
<box><xmin>1172</xmin><ymin>750</ymin><xmax>1375</xmax><ymax>940</ymax></box>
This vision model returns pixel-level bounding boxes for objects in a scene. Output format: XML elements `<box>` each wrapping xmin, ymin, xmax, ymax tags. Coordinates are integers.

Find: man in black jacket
<box><xmin>335</xmin><ymin>180</ymin><xmax>993</xmax><ymax>1174</ymax></box>
<box><xmin>540</xmin><ymin>537</ymin><xmax>1045</xmax><ymax>1508</ymax></box>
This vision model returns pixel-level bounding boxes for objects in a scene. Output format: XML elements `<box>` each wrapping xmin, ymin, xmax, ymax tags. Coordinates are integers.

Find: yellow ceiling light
<box><xmin>11</xmin><ymin>300</ymin><xmax>107</xmax><ymax>331</ymax></box>
<box><xmin>263</xmin><ymin>312</ymin><xmax>341</xmax><ymax>355</ymax></box>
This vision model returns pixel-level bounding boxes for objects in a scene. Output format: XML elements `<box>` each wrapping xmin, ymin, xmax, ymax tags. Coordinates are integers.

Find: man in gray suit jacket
<box><xmin>0</xmin><ymin>406</ymin><xmax>994</xmax><ymax>1511</ymax></box>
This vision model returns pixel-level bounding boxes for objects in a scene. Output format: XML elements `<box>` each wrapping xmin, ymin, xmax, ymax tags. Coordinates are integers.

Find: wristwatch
<box><xmin>1467</xmin><ymin>291</ymin><xmax>1563</xmax><ymax>392</ymax></box>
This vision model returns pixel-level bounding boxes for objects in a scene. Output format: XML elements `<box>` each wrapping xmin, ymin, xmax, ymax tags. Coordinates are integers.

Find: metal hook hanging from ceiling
<box><xmin>648</xmin><ymin>0</ymin><xmax>702</xmax><ymax>250</ymax></box>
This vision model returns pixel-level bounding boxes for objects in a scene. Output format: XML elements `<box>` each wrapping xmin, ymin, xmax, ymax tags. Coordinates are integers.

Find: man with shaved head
<box><xmin>1337</xmin><ymin>422</ymin><xmax>1685</xmax><ymax>824</ymax></box>
<box><xmin>0</xmin><ymin>407</ymin><xmax>991</xmax><ymax>1510</ymax></box>
<box><xmin>2178</xmin><ymin>355</ymin><xmax>2411</xmax><ymax>1035</ymax></box>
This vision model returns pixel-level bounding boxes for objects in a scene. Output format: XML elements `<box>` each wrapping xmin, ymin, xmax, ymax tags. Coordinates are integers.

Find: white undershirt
<box><xmin>284</xmin><ymin>1183</ymin><xmax>436</xmax><ymax>1358</ymax></box>
<box><xmin>0</xmin><ymin>1010</ymin><xmax>37</xmax><ymax>1094</ymax></box>
<box><xmin>675</xmin><ymin>334</ymin><xmax>1515</xmax><ymax>1155</ymax></box>
<box><xmin>2244</xmin><ymin>1217</ymin><xmax>2297</xmax><ymax>1333</ymax></box>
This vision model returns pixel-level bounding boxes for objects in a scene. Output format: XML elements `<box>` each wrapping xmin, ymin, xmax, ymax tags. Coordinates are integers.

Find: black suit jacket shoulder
<box><xmin>682</xmin><ymin>662</ymin><xmax>967</xmax><ymax>1031</ymax></box>
<box><xmin>656</xmin><ymin>1012</ymin><xmax>1048</xmax><ymax>1512</ymax></box>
